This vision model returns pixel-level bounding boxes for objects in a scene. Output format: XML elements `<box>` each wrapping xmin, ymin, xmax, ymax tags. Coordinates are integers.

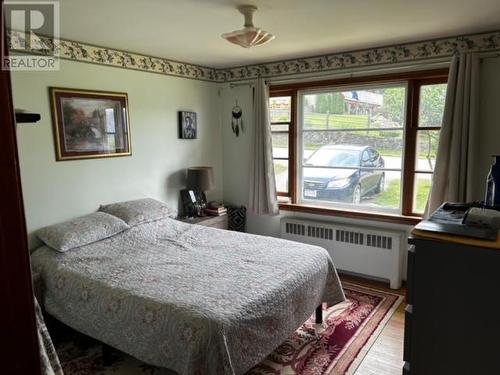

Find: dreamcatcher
<box><xmin>231</xmin><ymin>100</ymin><xmax>243</xmax><ymax>136</ymax></box>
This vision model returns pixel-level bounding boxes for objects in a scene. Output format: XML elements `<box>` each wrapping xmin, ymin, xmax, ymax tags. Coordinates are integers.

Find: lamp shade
<box><xmin>186</xmin><ymin>166</ymin><xmax>215</xmax><ymax>191</ymax></box>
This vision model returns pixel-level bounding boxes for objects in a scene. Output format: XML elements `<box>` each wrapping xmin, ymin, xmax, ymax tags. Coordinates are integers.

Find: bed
<box><xmin>31</xmin><ymin>201</ymin><xmax>345</xmax><ymax>375</ymax></box>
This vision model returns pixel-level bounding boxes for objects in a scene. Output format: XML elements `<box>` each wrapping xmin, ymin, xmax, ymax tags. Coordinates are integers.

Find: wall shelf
<box><xmin>15</xmin><ymin>111</ymin><xmax>41</xmax><ymax>123</ymax></box>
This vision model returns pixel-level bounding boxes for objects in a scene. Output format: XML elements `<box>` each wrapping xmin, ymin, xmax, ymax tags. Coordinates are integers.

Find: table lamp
<box><xmin>182</xmin><ymin>166</ymin><xmax>215</xmax><ymax>217</ymax></box>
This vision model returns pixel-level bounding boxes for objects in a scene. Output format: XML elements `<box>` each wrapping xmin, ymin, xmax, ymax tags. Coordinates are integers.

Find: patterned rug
<box><xmin>57</xmin><ymin>282</ymin><xmax>402</xmax><ymax>375</ymax></box>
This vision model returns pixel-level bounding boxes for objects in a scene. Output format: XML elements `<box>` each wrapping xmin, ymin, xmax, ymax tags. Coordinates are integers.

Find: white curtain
<box><xmin>248</xmin><ymin>78</ymin><xmax>279</xmax><ymax>215</ymax></box>
<box><xmin>425</xmin><ymin>53</ymin><xmax>479</xmax><ymax>216</ymax></box>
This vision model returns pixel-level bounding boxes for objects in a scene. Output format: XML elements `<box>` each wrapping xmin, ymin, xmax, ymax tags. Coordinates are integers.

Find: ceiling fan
<box><xmin>221</xmin><ymin>5</ymin><xmax>275</xmax><ymax>48</ymax></box>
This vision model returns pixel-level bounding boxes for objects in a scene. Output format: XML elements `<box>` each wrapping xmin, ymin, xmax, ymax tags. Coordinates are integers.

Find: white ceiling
<box><xmin>57</xmin><ymin>0</ymin><xmax>500</xmax><ymax>68</ymax></box>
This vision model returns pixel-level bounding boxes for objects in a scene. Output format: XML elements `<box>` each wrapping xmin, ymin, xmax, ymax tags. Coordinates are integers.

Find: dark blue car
<box><xmin>303</xmin><ymin>145</ymin><xmax>385</xmax><ymax>204</ymax></box>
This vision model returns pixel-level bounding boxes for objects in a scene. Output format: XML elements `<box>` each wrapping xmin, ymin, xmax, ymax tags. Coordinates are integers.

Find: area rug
<box><xmin>57</xmin><ymin>282</ymin><xmax>402</xmax><ymax>375</ymax></box>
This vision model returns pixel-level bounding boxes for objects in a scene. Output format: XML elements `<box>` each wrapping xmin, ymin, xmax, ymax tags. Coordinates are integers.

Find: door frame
<box><xmin>0</xmin><ymin>1</ymin><xmax>41</xmax><ymax>373</ymax></box>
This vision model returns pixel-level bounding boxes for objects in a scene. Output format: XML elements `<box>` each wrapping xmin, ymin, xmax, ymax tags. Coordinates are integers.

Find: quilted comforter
<box><xmin>31</xmin><ymin>218</ymin><xmax>345</xmax><ymax>375</ymax></box>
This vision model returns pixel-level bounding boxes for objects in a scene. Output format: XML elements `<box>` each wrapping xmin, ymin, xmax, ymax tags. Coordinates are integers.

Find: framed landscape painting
<box><xmin>50</xmin><ymin>87</ymin><xmax>132</xmax><ymax>161</ymax></box>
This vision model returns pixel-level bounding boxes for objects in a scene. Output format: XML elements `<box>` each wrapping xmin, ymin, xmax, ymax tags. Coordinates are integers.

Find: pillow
<box><xmin>98</xmin><ymin>198</ymin><xmax>177</xmax><ymax>226</ymax></box>
<box><xmin>36</xmin><ymin>212</ymin><xmax>130</xmax><ymax>252</ymax></box>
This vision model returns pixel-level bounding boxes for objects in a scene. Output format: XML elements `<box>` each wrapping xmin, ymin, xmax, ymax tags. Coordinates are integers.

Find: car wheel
<box><xmin>375</xmin><ymin>174</ymin><xmax>385</xmax><ymax>193</ymax></box>
<box><xmin>352</xmin><ymin>184</ymin><xmax>361</xmax><ymax>204</ymax></box>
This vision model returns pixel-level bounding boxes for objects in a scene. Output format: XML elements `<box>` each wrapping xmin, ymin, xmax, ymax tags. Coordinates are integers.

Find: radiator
<box><xmin>280</xmin><ymin>217</ymin><xmax>404</xmax><ymax>289</ymax></box>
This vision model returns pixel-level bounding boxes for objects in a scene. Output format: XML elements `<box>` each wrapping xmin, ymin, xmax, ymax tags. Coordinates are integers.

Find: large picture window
<box><xmin>269</xmin><ymin>70</ymin><xmax>448</xmax><ymax>223</ymax></box>
<box><xmin>301</xmin><ymin>84</ymin><xmax>406</xmax><ymax>213</ymax></box>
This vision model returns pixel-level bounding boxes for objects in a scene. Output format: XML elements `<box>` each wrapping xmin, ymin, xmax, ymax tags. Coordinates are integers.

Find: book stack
<box><xmin>204</xmin><ymin>206</ymin><xmax>228</xmax><ymax>216</ymax></box>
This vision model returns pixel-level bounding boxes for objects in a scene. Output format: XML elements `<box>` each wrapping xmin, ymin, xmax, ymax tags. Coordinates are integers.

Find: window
<box><xmin>269</xmin><ymin>92</ymin><xmax>296</xmax><ymax>200</ymax></box>
<box><xmin>269</xmin><ymin>70</ymin><xmax>448</xmax><ymax>223</ymax></box>
<box><xmin>411</xmin><ymin>83</ymin><xmax>447</xmax><ymax>214</ymax></box>
<box><xmin>301</xmin><ymin>84</ymin><xmax>406</xmax><ymax>213</ymax></box>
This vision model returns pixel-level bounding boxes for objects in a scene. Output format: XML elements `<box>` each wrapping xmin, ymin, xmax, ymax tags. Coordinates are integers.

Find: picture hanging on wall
<box><xmin>178</xmin><ymin>111</ymin><xmax>197</xmax><ymax>139</ymax></box>
<box><xmin>49</xmin><ymin>87</ymin><xmax>132</xmax><ymax>161</ymax></box>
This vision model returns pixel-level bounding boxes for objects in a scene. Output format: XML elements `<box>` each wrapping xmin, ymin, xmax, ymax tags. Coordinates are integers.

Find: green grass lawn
<box><xmin>375</xmin><ymin>178</ymin><xmax>431</xmax><ymax>212</ymax></box>
<box><xmin>373</xmin><ymin>178</ymin><xmax>401</xmax><ymax>209</ymax></box>
<box><xmin>304</xmin><ymin>113</ymin><xmax>369</xmax><ymax>129</ymax></box>
<box><xmin>274</xmin><ymin>163</ymin><xmax>287</xmax><ymax>175</ymax></box>
<box><xmin>414</xmin><ymin>178</ymin><xmax>432</xmax><ymax>213</ymax></box>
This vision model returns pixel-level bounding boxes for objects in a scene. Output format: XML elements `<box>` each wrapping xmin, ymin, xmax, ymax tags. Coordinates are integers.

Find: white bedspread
<box><xmin>31</xmin><ymin>217</ymin><xmax>344</xmax><ymax>374</ymax></box>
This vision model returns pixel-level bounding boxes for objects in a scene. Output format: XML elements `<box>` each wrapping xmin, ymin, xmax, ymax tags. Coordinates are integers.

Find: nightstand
<box><xmin>179</xmin><ymin>215</ymin><xmax>228</xmax><ymax>230</ymax></box>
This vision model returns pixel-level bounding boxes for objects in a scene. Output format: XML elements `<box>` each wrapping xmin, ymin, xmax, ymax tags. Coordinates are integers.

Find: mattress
<box><xmin>31</xmin><ymin>217</ymin><xmax>345</xmax><ymax>374</ymax></box>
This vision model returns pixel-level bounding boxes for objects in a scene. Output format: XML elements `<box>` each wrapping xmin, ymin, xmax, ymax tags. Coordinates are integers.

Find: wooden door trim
<box><xmin>0</xmin><ymin>1</ymin><xmax>41</xmax><ymax>373</ymax></box>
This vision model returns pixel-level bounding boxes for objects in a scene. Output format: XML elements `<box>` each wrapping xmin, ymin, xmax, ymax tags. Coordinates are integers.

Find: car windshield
<box><xmin>305</xmin><ymin>148</ymin><xmax>360</xmax><ymax>167</ymax></box>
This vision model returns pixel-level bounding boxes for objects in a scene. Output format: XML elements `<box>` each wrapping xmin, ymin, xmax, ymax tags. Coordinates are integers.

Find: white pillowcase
<box><xmin>98</xmin><ymin>198</ymin><xmax>177</xmax><ymax>226</ymax></box>
<box><xmin>36</xmin><ymin>212</ymin><xmax>129</xmax><ymax>252</ymax></box>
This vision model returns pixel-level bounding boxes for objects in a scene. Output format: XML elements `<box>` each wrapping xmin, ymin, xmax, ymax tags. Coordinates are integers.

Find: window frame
<box><xmin>298</xmin><ymin>81</ymin><xmax>407</xmax><ymax>215</ymax></box>
<box><xmin>403</xmin><ymin>77</ymin><xmax>448</xmax><ymax>217</ymax></box>
<box><xmin>270</xmin><ymin>69</ymin><xmax>449</xmax><ymax>225</ymax></box>
<box><xmin>269</xmin><ymin>89</ymin><xmax>297</xmax><ymax>200</ymax></box>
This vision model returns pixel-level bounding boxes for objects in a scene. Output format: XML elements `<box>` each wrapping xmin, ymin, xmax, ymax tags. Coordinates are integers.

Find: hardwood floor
<box><xmin>340</xmin><ymin>273</ymin><xmax>405</xmax><ymax>375</ymax></box>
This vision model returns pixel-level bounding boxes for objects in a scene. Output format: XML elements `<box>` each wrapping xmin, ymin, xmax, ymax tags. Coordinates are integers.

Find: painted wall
<box><xmin>12</xmin><ymin>59</ymin><xmax>223</xmax><ymax>245</ymax></box>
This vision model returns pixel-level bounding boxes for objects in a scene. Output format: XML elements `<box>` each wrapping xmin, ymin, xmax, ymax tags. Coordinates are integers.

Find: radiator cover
<box><xmin>281</xmin><ymin>217</ymin><xmax>404</xmax><ymax>289</ymax></box>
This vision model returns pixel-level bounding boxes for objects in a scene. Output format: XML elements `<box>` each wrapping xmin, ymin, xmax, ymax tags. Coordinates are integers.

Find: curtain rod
<box><xmin>228</xmin><ymin>50</ymin><xmax>500</xmax><ymax>87</ymax></box>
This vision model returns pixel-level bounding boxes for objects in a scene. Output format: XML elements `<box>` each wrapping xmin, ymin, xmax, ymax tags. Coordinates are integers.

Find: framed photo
<box><xmin>50</xmin><ymin>87</ymin><xmax>132</xmax><ymax>161</ymax></box>
<box><xmin>178</xmin><ymin>111</ymin><xmax>197</xmax><ymax>139</ymax></box>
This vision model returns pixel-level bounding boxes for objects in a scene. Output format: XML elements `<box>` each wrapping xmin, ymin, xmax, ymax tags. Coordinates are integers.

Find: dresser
<box><xmin>403</xmin><ymin>227</ymin><xmax>500</xmax><ymax>375</ymax></box>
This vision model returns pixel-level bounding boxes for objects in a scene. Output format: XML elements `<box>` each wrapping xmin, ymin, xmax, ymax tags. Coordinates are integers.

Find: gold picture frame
<box><xmin>49</xmin><ymin>87</ymin><xmax>132</xmax><ymax>161</ymax></box>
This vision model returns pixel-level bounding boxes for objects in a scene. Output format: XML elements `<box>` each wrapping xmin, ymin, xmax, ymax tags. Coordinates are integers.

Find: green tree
<box><xmin>331</xmin><ymin>93</ymin><xmax>345</xmax><ymax>114</ymax></box>
<box><xmin>315</xmin><ymin>94</ymin><xmax>329</xmax><ymax>113</ymax></box>
<box><xmin>315</xmin><ymin>93</ymin><xmax>345</xmax><ymax>114</ymax></box>
<box><xmin>419</xmin><ymin>84</ymin><xmax>447</xmax><ymax>127</ymax></box>
<box><xmin>418</xmin><ymin>85</ymin><xmax>446</xmax><ymax>169</ymax></box>
<box><xmin>382</xmin><ymin>85</ymin><xmax>447</xmax><ymax>127</ymax></box>
<box><xmin>424</xmin><ymin>130</ymin><xmax>439</xmax><ymax>170</ymax></box>
<box><xmin>382</xmin><ymin>87</ymin><xmax>405</xmax><ymax>125</ymax></box>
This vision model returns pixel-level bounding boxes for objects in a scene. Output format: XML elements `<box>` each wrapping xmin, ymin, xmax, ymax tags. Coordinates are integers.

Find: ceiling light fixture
<box><xmin>221</xmin><ymin>5</ymin><xmax>275</xmax><ymax>48</ymax></box>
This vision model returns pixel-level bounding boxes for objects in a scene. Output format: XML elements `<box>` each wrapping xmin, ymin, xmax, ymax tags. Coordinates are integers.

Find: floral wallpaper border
<box><xmin>8</xmin><ymin>30</ymin><xmax>225</xmax><ymax>82</ymax></box>
<box><xmin>8</xmin><ymin>29</ymin><xmax>500</xmax><ymax>83</ymax></box>
<box><xmin>222</xmin><ymin>30</ymin><xmax>500</xmax><ymax>82</ymax></box>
